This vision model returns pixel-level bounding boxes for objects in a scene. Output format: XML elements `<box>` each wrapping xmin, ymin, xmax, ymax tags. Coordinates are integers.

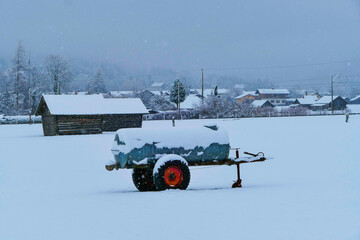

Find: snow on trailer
<box><xmin>107</xmin><ymin>124</ymin><xmax>268</xmax><ymax>191</ymax></box>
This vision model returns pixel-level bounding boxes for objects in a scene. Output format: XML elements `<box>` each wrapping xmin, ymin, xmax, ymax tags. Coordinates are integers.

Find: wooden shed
<box><xmin>35</xmin><ymin>94</ymin><xmax>148</xmax><ymax>136</ymax></box>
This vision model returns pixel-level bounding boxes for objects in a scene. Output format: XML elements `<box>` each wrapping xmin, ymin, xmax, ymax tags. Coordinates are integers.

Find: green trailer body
<box><xmin>111</xmin><ymin>125</ymin><xmax>230</xmax><ymax>169</ymax></box>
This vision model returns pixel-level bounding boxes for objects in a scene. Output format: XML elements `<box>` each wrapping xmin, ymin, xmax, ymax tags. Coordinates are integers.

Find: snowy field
<box><xmin>0</xmin><ymin>116</ymin><xmax>359</xmax><ymax>240</ymax></box>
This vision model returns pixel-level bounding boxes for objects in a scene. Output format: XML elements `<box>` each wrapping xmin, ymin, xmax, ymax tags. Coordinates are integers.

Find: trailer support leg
<box><xmin>232</xmin><ymin>149</ymin><xmax>242</xmax><ymax>188</ymax></box>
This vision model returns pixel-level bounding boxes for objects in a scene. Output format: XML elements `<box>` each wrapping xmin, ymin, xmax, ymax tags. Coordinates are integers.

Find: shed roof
<box><xmin>35</xmin><ymin>94</ymin><xmax>148</xmax><ymax>115</ymax></box>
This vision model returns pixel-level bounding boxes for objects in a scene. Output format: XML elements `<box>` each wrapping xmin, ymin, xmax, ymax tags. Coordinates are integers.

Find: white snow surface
<box><xmin>1</xmin><ymin>116</ymin><xmax>360</xmax><ymax>240</ymax></box>
<box><xmin>41</xmin><ymin>94</ymin><xmax>148</xmax><ymax>115</ymax></box>
<box><xmin>112</xmin><ymin>124</ymin><xmax>229</xmax><ymax>155</ymax></box>
<box><xmin>153</xmin><ymin>154</ymin><xmax>188</xmax><ymax>175</ymax></box>
<box><xmin>347</xmin><ymin>104</ymin><xmax>360</xmax><ymax>114</ymax></box>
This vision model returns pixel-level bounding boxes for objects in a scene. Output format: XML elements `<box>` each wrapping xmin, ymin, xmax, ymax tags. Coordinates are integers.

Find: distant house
<box><xmin>235</xmin><ymin>91</ymin><xmax>258</xmax><ymax>104</ymax></box>
<box><xmin>150</xmin><ymin>82</ymin><xmax>168</xmax><ymax>91</ymax></box>
<box><xmin>109</xmin><ymin>91</ymin><xmax>134</xmax><ymax>98</ymax></box>
<box><xmin>293</xmin><ymin>95</ymin><xmax>318</xmax><ymax>109</ymax></box>
<box><xmin>255</xmin><ymin>89</ymin><xmax>290</xmax><ymax>106</ymax></box>
<box><xmin>195</xmin><ymin>88</ymin><xmax>229</xmax><ymax>97</ymax></box>
<box><xmin>310</xmin><ymin>96</ymin><xmax>347</xmax><ymax>111</ymax></box>
<box><xmin>251</xmin><ymin>100</ymin><xmax>274</xmax><ymax>108</ymax></box>
<box><xmin>349</xmin><ymin>95</ymin><xmax>360</xmax><ymax>104</ymax></box>
<box><xmin>35</xmin><ymin>94</ymin><xmax>148</xmax><ymax>136</ymax></box>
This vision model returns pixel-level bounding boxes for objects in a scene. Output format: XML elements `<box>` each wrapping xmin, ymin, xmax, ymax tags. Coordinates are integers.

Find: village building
<box><xmin>109</xmin><ymin>91</ymin><xmax>134</xmax><ymax>98</ymax></box>
<box><xmin>251</xmin><ymin>100</ymin><xmax>274</xmax><ymax>108</ymax></box>
<box><xmin>150</xmin><ymin>82</ymin><xmax>168</xmax><ymax>91</ymax></box>
<box><xmin>348</xmin><ymin>95</ymin><xmax>360</xmax><ymax>104</ymax></box>
<box><xmin>310</xmin><ymin>96</ymin><xmax>347</xmax><ymax>111</ymax></box>
<box><xmin>195</xmin><ymin>88</ymin><xmax>229</xmax><ymax>97</ymax></box>
<box><xmin>235</xmin><ymin>91</ymin><xmax>258</xmax><ymax>104</ymax></box>
<box><xmin>255</xmin><ymin>89</ymin><xmax>290</xmax><ymax>106</ymax></box>
<box><xmin>35</xmin><ymin>94</ymin><xmax>148</xmax><ymax>136</ymax></box>
<box><xmin>293</xmin><ymin>95</ymin><xmax>319</xmax><ymax>109</ymax></box>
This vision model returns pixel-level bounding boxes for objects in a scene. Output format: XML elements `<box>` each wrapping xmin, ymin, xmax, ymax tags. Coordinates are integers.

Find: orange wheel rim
<box><xmin>164</xmin><ymin>166</ymin><xmax>183</xmax><ymax>187</ymax></box>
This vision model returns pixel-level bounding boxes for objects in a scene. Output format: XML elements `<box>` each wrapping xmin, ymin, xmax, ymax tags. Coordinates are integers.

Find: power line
<box><xmin>203</xmin><ymin>58</ymin><xmax>360</xmax><ymax>71</ymax></box>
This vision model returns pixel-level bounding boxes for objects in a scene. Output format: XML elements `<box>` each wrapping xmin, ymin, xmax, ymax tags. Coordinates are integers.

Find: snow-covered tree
<box><xmin>195</xmin><ymin>96</ymin><xmax>233</xmax><ymax>118</ymax></box>
<box><xmin>45</xmin><ymin>54</ymin><xmax>72</xmax><ymax>94</ymax></box>
<box><xmin>9</xmin><ymin>41</ymin><xmax>28</xmax><ymax>114</ymax></box>
<box><xmin>0</xmin><ymin>71</ymin><xmax>12</xmax><ymax>114</ymax></box>
<box><xmin>170</xmin><ymin>79</ymin><xmax>186</xmax><ymax>109</ymax></box>
<box><xmin>234</xmin><ymin>102</ymin><xmax>256</xmax><ymax>117</ymax></box>
<box><xmin>88</xmin><ymin>68</ymin><xmax>106</xmax><ymax>94</ymax></box>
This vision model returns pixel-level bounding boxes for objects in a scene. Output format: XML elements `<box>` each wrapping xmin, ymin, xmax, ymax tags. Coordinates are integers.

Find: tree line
<box><xmin>0</xmin><ymin>41</ymin><xmax>106</xmax><ymax>115</ymax></box>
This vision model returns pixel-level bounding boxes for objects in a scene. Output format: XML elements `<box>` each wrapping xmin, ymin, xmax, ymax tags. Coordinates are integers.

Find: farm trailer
<box><xmin>106</xmin><ymin>124</ymin><xmax>268</xmax><ymax>191</ymax></box>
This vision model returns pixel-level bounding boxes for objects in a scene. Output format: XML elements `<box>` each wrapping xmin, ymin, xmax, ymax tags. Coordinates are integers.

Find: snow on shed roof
<box><xmin>37</xmin><ymin>94</ymin><xmax>148</xmax><ymax>115</ymax></box>
<box><xmin>256</xmin><ymin>89</ymin><xmax>290</xmax><ymax>94</ymax></box>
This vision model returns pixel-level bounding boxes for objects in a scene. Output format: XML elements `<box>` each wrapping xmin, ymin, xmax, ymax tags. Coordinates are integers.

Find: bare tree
<box><xmin>45</xmin><ymin>54</ymin><xmax>72</xmax><ymax>94</ymax></box>
<box><xmin>9</xmin><ymin>41</ymin><xmax>28</xmax><ymax>114</ymax></box>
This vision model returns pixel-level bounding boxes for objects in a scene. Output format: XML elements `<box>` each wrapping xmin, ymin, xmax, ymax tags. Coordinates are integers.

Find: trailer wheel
<box><xmin>153</xmin><ymin>156</ymin><xmax>190</xmax><ymax>191</ymax></box>
<box><xmin>132</xmin><ymin>168</ymin><xmax>157</xmax><ymax>192</ymax></box>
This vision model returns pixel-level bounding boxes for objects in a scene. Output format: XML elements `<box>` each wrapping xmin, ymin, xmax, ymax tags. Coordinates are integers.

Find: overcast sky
<box><xmin>1</xmin><ymin>0</ymin><xmax>360</xmax><ymax>82</ymax></box>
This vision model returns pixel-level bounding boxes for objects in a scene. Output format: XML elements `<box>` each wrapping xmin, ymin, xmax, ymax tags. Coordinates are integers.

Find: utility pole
<box><xmin>330</xmin><ymin>73</ymin><xmax>339</xmax><ymax>115</ymax></box>
<box><xmin>330</xmin><ymin>74</ymin><xmax>334</xmax><ymax>115</ymax></box>
<box><xmin>28</xmin><ymin>51</ymin><xmax>31</xmax><ymax>124</ymax></box>
<box><xmin>201</xmin><ymin>68</ymin><xmax>204</xmax><ymax>104</ymax></box>
<box><xmin>177</xmin><ymin>80</ymin><xmax>181</xmax><ymax>119</ymax></box>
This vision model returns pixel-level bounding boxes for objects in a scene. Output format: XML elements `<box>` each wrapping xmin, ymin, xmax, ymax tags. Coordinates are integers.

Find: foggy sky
<box><xmin>1</xmin><ymin>0</ymin><xmax>360</xmax><ymax>82</ymax></box>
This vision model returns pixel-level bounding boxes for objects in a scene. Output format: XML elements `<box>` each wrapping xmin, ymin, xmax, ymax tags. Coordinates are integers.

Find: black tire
<box><xmin>132</xmin><ymin>168</ymin><xmax>157</xmax><ymax>192</ymax></box>
<box><xmin>153</xmin><ymin>160</ymin><xmax>191</xmax><ymax>191</ymax></box>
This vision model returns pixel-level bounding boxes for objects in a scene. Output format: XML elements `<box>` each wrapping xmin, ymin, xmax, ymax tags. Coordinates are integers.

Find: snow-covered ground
<box><xmin>0</xmin><ymin>116</ymin><xmax>359</xmax><ymax>240</ymax></box>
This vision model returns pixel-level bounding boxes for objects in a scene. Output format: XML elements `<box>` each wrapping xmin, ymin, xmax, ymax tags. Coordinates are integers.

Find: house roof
<box><xmin>251</xmin><ymin>100</ymin><xmax>273</xmax><ymax>107</ymax></box>
<box><xmin>35</xmin><ymin>94</ymin><xmax>148</xmax><ymax>115</ymax></box>
<box><xmin>316</xmin><ymin>96</ymin><xmax>341</xmax><ymax>104</ymax></box>
<box><xmin>235</xmin><ymin>91</ymin><xmax>257</xmax><ymax>99</ymax></box>
<box><xmin>350</xmin><ymin>95</ymin><xmax>360</xmax><ymax>102</ymax></box>
<box><xmin>195</xmin><ymin>88</ymin><xmax>229</xmax><ymax>96</ymax></box>
<box><xmin>181</xmin><ymin>94</ymin><xmax>202</xmax><ymax>109</ymax></box>
<box><xmin>256</xmin><ymin>89</ymin><xmax>290</xmax><ymax>94</ymax></box>
<box><xmin>296</xmin><ymin>95</ymin><xmax>318</xmax><ymax>105</ymax></box>
<box><xmin>151</xmin><ymin>82</ymin><xmax>166</xmax><ymax>87</ymax></box>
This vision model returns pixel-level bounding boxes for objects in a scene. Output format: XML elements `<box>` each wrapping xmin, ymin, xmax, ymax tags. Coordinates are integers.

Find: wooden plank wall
<box><xmin>102</xmin><ymin>114</ymin><xmax>142</xmax><ymax>131</ymax></box>
<box><xmin>56</xmin><ymin>115</ymin><xmax>102</xmax><ymax>135</ymax></box>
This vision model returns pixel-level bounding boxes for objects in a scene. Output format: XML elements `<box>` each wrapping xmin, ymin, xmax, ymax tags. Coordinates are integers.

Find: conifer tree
<box><xmin>170</xmin><ymin>79</ymin><xmax>186</xmax><ymax>109</ymax></box>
